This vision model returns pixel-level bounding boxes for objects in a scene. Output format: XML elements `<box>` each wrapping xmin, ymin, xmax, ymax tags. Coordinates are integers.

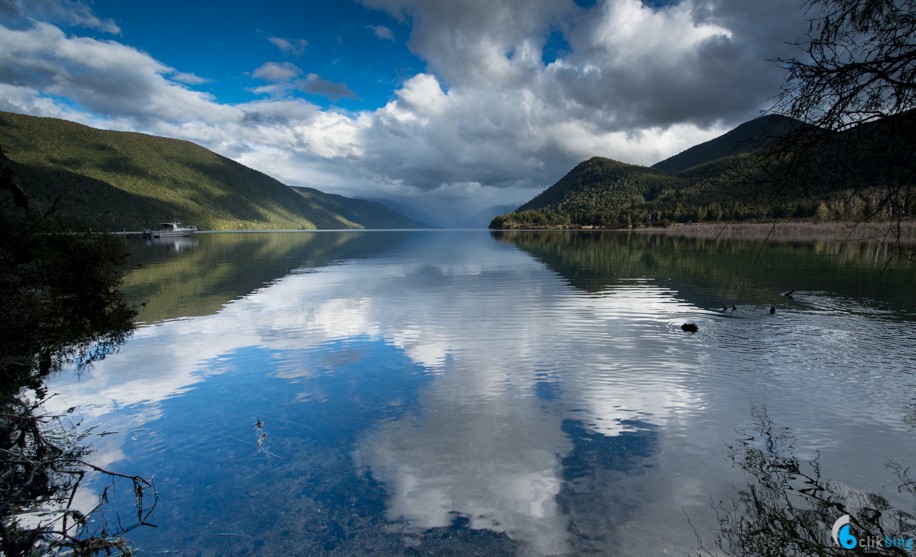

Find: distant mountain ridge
<box><xmin>461</xmin><ymin>204</ymin><xmax>519</xmax><ymax>228</ymax></box>
<box><xmin>491</xmin><ymin>113</ymin><xmax>915</xmax><ymax>229</ymax></box>
<box><xmin>370</xmin><ymin>198</ymin><xmax>439</xmax><ymax>228</ymax></box>
<box><xmin>0</xmin><ymin>111</ymin><xmax>425</xmax><ymax>230</ymax></box>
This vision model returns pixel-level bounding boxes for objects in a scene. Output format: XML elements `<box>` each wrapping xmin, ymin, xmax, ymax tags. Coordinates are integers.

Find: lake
<box><xmin>47</xmin><ymin>230</ymin><xmax>916</xmax><ymax>556</ymax></box>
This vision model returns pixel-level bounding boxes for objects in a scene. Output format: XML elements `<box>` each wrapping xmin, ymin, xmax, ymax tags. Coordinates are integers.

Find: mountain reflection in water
<box><xmin>46</xmin><ymin>231</ymin><xmax>916</xmax><ymax>556</ymax></box>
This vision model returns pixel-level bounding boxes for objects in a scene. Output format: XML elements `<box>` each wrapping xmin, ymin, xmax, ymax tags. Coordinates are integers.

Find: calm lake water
<box><xmin>47</xmin><ymin>230</ymin><xmax>916</xmax><ymax>556</ymax></box>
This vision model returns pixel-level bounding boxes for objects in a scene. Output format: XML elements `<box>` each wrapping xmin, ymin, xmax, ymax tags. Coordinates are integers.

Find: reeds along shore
<box><xmin>628</xmin><ymin>220</ymin><xmax>916</xmax><ymax>245</ymax></box>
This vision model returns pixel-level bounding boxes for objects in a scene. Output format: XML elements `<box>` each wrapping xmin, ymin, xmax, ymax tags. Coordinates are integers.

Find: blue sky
<box><xmin>0</xmin><ymin>0</ymin><xmax>809</xmax><ymax>222</ymax></box>
<box><xmin>86</xmin><ymin>0</ymin><xmax>424</xmax><ymax>109</ymax></box>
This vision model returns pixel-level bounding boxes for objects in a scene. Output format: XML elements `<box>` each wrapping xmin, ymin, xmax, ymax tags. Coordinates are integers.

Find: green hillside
<box><xmin>493</xmin><ymin>157</ymin><xmax>684</xmax><ymax>228</ymax></box>
<box><xmin>651</xmin><ymin>115</ymin><xmax>804</xmax><ymax>174</ymax></box>
<box><xmin>0</xmin><ymin>111</ymin><xmax>423</xmax><ymax>230</ymax></box>
<box><xmin>291</xmin><ymin>187</ymin><xmax>429</xmax><ymax>229</ymax></box>
<box><xmin>492</xmin><ymin>113</ymin><xmax>916</xmax><ymax>229</ymax></box>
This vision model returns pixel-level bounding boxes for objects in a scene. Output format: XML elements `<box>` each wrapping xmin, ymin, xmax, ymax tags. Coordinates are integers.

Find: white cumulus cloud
<box><xmin>252</xmin><ymin>61</ymin><xmax>303</xmax><ymax>82</ymax></box>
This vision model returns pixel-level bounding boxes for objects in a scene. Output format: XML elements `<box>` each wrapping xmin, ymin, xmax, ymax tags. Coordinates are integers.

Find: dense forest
<box><xmin>491</xmin><ymin>113</ymin><xmax>916</xmax><ymax>229</ymax></box>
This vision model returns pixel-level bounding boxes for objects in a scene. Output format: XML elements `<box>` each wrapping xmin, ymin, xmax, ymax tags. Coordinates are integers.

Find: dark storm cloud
<box><xmin>344</xmin><ymin>0</ymin><xmax>812</xmax><ymax>204</ymax></box>
<box><xmin>296</xmin><ymin>74</ymin><xmax>357</xmax><ymax>101</ymax></box>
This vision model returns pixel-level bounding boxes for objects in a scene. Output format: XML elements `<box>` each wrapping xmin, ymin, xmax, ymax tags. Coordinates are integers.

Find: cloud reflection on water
<box><xmin>45</xmin><ymin>231</ymin><xmax>916</xmax><ymax>555</ymax></box>
<box><xmin>47</xmin><ymin>232</ymin><xmax>710</xmax><ymax>553</ymax></box>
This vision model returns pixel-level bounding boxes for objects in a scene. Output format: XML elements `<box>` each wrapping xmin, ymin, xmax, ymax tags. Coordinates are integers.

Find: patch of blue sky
<box><xmin>573</xmin><ymin>0</ymin><xmax>599</xmax><ymax>9</ymax></box>
<box><xmin>640</xmin><ymin>0</ymin><xmax>682</xmax><ymax>9</ymax></box>
<box><xmin>86</xmin><ymin>0</ymin><xmax>424</xmax><ymax>109</ymax></box>
<box><xmin>36</xmin><ymin>93</ymin><xmax>87</xmax><ymax>113</ymax></box>
<box><xmin>542</xmin><ymin>28</ymin><xmax>572</xmax><ymax>66</ymax></box>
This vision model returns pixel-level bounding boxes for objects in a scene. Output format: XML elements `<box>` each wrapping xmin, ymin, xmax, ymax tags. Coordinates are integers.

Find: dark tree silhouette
<box><xmin>765</xmin><ymin>0</ymin><xmax>915</xmax><ymax>257</ymax></box>
<box><xmin>775</xmin><ymin>0</ymin><xmax>915</xmax><ymax>132</ymax></box>
<box><xmin>1</xmin><ymin>151</ymin><xmax>156</xmax><ymax>555</ymax></box>
<box><xmin>691</xmin><ymin>406</ymin><xmax>915</xmax><ymax>557</ymax></box>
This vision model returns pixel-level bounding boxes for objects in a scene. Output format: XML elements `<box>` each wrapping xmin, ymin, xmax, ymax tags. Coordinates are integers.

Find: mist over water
<box><xmin>48</xmin><ymin>231</ymin><xmax>916</xmax><ymax>556</ymax></box>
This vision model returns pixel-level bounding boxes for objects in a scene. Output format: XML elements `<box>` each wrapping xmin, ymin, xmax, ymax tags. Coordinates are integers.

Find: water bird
<box><xmin>783</xmin><ymin>289</ymin><xmax>795</xmax><ymax>299</ymax></box>
<box><xmin>731</xmin><ymin>304</ymin><xmax>737</xmax><ymax>311</ymax></box>
<box><xmin>681</xmin><ymin>323</ymin><xmax>699</xmax><ymax>333</ymax></box>
<box><xmin>721</xmin><ymin>304</ymin><xmax>729</xmax><ymax>312</ymax></box>
<box><xmin>770</xmin><ymin>306</ymin><xmax>776</xmax><ymax>314</ymax></box>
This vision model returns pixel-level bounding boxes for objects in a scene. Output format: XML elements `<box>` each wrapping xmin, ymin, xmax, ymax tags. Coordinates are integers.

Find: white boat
<box><xmin>144</xmin><ymin>220</ymin><xmax>197</xmax><ymax>238</ymax></box>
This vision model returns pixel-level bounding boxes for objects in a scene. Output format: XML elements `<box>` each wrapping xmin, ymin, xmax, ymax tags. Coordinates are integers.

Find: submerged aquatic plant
<box><xmin>1</xmin><ymin>395</ymin><xmax>157</xmax><ymax>556</ymax></box>
<box><xmin>691</xmin><ymin>406</ymin><xmax>915</xmax><ymax>556</ymax></box>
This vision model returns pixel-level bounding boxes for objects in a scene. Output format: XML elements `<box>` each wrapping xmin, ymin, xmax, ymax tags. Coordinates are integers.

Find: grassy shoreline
<box><xmin>624</xmin><ymin>220</ymin><xmax>916</xmax><ymax>245</ymax></box>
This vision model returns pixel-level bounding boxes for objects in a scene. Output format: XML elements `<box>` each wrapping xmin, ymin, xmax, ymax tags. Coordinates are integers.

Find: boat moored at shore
<box><xmin>143</xmin><ymin>220</ymin><xmax>197</xmax><ymax>238</ymax></box>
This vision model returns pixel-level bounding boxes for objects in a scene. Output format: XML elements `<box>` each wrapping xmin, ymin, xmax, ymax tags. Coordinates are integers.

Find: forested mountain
<box><xmin>650</xmin><ymin>115</ymin><xmax>805</xmax><ymax>174</ymax></box>
<box><xmin>491</xmin><ymin>113</ymin><xmax>915</xmax><ymax>229</ymax></box>
<box><xmin>0</xmin><ymin>111</ymin><xmax>425</xmax><ymax>230</ymax></box>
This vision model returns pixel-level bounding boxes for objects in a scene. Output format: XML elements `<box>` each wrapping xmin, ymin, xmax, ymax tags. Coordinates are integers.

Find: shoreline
<box><xmin>623</xmin><ymin>220</ymin><xmax>916</xmax><ymax>244</ymax></box>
